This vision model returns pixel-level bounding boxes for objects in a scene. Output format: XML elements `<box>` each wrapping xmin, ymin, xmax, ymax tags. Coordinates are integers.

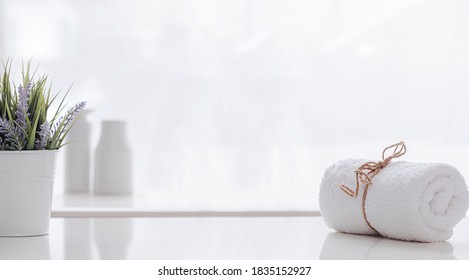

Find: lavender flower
<box><xmin>35</xmin><ymin>121</ymin><xmax>50</xmax><ymax>150</ymax></box>
<box><xmin>50</xmin><ymin>101</ymin><xmax>86</xmax><ymax>148</ymax></box>
<box><xmin>15</xmin><ymin>82</ymin><xmax>32</xmax><ymax>132</ymax></box>
<box><xmin>0</xmin><ymin>117</ymin><xmax>25</xmax><ymax>150</ymax></box>
<box><xmin>51</xmin><ymin>115</ymin><xmax>63</xmax><ymax>137</ymax></box>
<box><xmin>10</xmin><ymin>82</ymin><xmax>33</xmax><ymax>149</ymax></box>
<box><xmin>52</xmin><ymin>101</ymin><xmax>86</xmax><ymax>136</ymax></box>
<box><xmin>0</xmin><ymin>118</ymin><xmax>7</xmax><ymax>137</ymax></box>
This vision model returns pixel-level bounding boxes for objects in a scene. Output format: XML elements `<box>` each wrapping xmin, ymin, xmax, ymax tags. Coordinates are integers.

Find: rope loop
<box><xmin>338</xmin><ymin>141</ymin><xmax>406</xmax><ymax>234</ymax></box>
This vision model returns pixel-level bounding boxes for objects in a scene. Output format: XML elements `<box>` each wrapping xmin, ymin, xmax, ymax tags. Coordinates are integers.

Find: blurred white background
<box><xmin>1</xmin><ymin>0</ymin><xmax>469</xmax><ymax>209</ymax></box>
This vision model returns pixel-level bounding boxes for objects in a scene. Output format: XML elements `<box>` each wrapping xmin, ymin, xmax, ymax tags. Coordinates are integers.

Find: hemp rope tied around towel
<box><xmin>339</xmin><ymin>141</ymin><xmax>407</xmax><ymax>235</ymax></box>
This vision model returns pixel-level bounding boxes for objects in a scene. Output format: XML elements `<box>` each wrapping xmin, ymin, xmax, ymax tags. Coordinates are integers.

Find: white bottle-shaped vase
<box><xmin>65</xmin><ymin>110</ymin><xmax>91</xmax><ymax>192</ymax></box>
<box><xmin>94</xmin><ymin>120</ymin><xmax>133</xmax><ymax>194</ymax></box>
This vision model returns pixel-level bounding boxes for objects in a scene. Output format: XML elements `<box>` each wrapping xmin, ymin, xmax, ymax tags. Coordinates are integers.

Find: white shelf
<box><xmin>51</xmin><ymin>192</ymin><xmax>320</xmax><ymax>217</ymax></box>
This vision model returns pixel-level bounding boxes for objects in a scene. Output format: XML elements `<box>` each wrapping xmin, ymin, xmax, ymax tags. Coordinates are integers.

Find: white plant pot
<box><xmin>0</xmin><ymin>151</ymin><xmax>58</xmax><ymax>237</ymax></box>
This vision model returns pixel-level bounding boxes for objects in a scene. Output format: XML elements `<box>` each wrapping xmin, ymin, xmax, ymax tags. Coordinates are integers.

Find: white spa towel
<box><xmin>319</xmin><ymin>159</ymin><xmax>469</xmax><ymax>242</ymax></box>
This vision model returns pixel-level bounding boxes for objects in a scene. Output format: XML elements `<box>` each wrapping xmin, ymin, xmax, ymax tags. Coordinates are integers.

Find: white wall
<box><xmin>2</xmin><ymin>0</ymin><xmax>469</xmax><ymax>208</ymax></box>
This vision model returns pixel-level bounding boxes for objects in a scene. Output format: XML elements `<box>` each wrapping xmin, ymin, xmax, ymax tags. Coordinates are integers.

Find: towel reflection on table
<box><xmin>320</xmin><ymin>232</ymin><xmax>455</xmax><ymax>260</ymax></box>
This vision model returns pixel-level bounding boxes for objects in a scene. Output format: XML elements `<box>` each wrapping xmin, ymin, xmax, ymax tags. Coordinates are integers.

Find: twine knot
<box><xmin>377</xmin><ymin>161</ymin><xmax>386</xmax><ymax>169</ymax></box>
<box><xmin>338</xmin><ymin>141</ymin><xmax>407</xmax><ymax>234</ymax></box>
<box><xmin>339</xmin><ymin>141</ymin><xmax>406</xmax><ymax>198</ymax></box>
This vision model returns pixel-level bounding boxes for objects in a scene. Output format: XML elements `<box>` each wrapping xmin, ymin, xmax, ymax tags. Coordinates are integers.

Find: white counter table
<box><xmin>0</xmin><ymin>193</ymin><xmax>468</xmax><ymax>260</ymax></box>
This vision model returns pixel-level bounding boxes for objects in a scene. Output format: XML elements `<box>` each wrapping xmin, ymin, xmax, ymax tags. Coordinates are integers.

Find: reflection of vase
<box><xmin>0</xmin><ymin>151</ymin><xmax>58</xmax><ymax>236</ymax></box>
<box><xmin>64</xmin><ymin>219</ymin><xmax>92</xmax><ymax>259</ymax></box>
<box><xmin>0</xmin><ymin>235</ymin><xmax>51</xmax><ymax>259</ymax></box>
<box><xmin>94</xmin><ymin>121</ymin><xmax>133</xmax><ymax>194</ymax></box>
<box><xmin>93</xmin><ymin>219</ymin><xmax>133</xmax><ymax>259</ymax></box>
<box><xmin>65</xmin><ymin>110</ymin><xmax>91</xmax><ymax>192</ymax></box>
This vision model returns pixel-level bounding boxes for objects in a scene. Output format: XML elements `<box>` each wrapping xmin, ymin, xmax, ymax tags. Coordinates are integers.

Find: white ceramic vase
<box><xmin>65</xmin><ymin>110</ymin><xmax>91</xmax><ymax>192</ymax></box>
<box><xmin>0</xmin><ymin>151</ymin><xmax>58</xmax><ymax>236</ymax></box>
<box><xmin>94</xmin><ymin>121</ymin><xmax>133</xmax><ymax>194</ymax></box>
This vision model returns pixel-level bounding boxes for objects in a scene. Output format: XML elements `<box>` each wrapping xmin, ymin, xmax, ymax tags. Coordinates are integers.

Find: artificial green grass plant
<box><xmin>0</xmin><ymin>60</ymin><xmax>86</xmax><ymax>150</ymax></box>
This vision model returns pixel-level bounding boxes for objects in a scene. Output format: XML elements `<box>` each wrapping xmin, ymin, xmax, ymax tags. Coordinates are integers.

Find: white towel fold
<box><xmin>319</xmin><ymin>159</ymin><xmax>469</xmax><ymax>242</ymax></box>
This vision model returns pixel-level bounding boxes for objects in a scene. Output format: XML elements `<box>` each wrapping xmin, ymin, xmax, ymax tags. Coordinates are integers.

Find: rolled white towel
<box><xmin>319</xmin><ymin>159</ymin><xmax>469</xmax><ymax>242</ymax></box>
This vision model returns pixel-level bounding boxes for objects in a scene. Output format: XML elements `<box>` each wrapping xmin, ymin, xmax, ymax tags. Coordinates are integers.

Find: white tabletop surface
<box><xmin>2</xmin><ymin>215</ymin><xmax>469</xmax><ymax>260</ymax></box>
<box><xmin>0</xmin><ymin>193</ymin><xmax>465</xmax><ymax>260</ymax></box>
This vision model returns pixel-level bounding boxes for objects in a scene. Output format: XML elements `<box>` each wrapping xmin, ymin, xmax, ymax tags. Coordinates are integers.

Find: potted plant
<box><xmin>0</xmin><ymin>60</ymin><xmax>86</xmax><ymax>236</ymax></box>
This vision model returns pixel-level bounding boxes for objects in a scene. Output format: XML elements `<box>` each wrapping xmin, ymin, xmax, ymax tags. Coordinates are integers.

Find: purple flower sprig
<box><xmin>16</xmin><ymin>82</ymin><xmax>32</xmax><ymax>130</ymax></box>
<box><xmin>13</xmin><ymin>82</ymin><xmax>33</xmax><ymax>146</ymax></box>
<box><xmin>0</xmin><ymin>117</ymin><xmax>26</xmax><ymax>150</ymax></box>
<box><xmin>49</xmin><ymin>101</ymin><xmax>86</xmax><ymax>149</ymax></box>
<box><xmin>35</xmin><ymin>121</ymin><xmax>50</xmax><ymax>150</ymax></box>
